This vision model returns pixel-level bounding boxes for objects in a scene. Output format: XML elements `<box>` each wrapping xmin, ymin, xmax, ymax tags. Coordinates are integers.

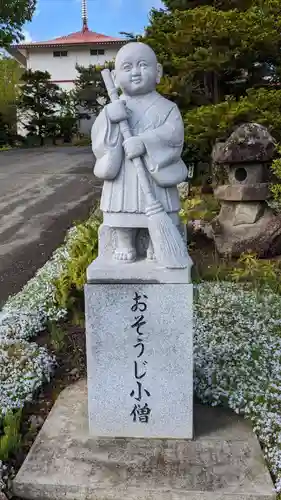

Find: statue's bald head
<box><xmin>113</xmin><ymin>42</ymin><xmax>163</xmax><ymax>96</ymax></box>
<box><xmin>115</xmin><ymin>42</ymin><xmax>158</xmax><ymax>69</ymax></box>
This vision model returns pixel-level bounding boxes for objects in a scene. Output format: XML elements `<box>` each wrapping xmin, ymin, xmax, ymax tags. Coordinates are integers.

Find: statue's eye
<box><xmin>122</xmin><ymin>64</ymin><xmax>131</xmax><ymax>71</ymax></box>
<box><xmin>139</xmin><ymin>62</ymin><xmax>147</xmax><ymax>68</ymax></box>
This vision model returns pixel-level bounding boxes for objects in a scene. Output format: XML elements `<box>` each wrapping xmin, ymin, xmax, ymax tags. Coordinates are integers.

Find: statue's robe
<box><xmin>91</xmin><ymin>91</ymin><xmax>187</xmax><ymax>227</ymax></box>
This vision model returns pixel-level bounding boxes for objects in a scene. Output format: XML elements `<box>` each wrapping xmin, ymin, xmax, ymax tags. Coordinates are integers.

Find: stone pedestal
<box><xmin>85</xmin><ymin>258</ymin><xmax>193</xmax><ymax>439</ymax></box>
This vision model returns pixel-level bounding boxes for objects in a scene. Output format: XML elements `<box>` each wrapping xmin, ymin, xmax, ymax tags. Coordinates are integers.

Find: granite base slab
<box><xmin>13</xmin><ymin>380</ymin><xmax>276</xmax><ymax>500</ymax></box>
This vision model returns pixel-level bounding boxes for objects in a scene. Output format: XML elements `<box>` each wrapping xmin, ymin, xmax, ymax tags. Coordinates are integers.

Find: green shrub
<box><xmin>0</xmin><ymin>410</ymin><xmax>22</xmax><ymax>461</ymax></box>
<box><xmin>228</xmin><ymin>252</ymin><xmax>281</xmax><ymax>293</ymax></box>
<box><xmin>180</xmin><ymin>191</ymin><xmax>220</xmax><ymax>224</ymax></box>
<box><xmin>184</xmin><ymin>88</ymin><xmax>281</xmax><ymax>164</ymax></box>
<box><xmin>53</xmin><ymin>213</ymin><xmax>101</xmax><ymax>311</ymax></box>
<box><xmin>270</xmin><ymin>145</ymin><xmax>281</xmax><ymax>209</ymax></box>
<box><xmin>47</xmin><ymin>321</ymin><xmax>66</xmax><ymax>352</ymax></box>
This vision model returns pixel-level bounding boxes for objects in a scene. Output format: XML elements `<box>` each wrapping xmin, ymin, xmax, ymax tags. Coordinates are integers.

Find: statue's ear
<box><xmin>111</xmin><ymin>70</ymin><xmax>118</xmax><ymax>88</ymax></box>
<box><xmin>156</xmin><ymin>63</ymin><xmax>163</xmax><ymax>84</ymax></box>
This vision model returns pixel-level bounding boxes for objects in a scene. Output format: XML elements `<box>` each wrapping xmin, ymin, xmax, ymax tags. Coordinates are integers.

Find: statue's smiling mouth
<box><xmin>132</xmin><ymin>78</ymin><xmax>142</xmax><ymax>84</ymax></box>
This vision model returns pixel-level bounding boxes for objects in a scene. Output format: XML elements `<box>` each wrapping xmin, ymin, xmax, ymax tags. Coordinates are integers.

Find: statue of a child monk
<box><xmin>91</xmin><ymin>42</ymin><xmax>188</xmax><ymax>262</ymax></box>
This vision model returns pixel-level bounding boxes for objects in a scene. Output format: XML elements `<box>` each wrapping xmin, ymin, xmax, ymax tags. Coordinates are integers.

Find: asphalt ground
<box><xmin>0</xmin><ymin>146</ymin><xmax>102</xmax><ymax>308</ymax></box>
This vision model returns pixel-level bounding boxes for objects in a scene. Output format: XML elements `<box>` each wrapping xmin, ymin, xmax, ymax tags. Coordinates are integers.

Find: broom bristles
<box><xmin>147</xmin><ymin>210</ymin><xmax>191</xmax><ymax>269</ymax></box>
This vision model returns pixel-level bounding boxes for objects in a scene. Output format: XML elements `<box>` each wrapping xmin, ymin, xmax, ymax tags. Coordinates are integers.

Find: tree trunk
<box><xmin>213</xmin><ymin>72</ymin><xmax>219</xmax><ymax>104</ymax></box>
<box><xmin>203</xmin><ymin>73</ymin><xmax>209</xmax><ymax>100</ymax></box>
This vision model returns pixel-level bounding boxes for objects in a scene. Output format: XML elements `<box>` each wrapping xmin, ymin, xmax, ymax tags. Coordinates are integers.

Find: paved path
<box><xmin>0</xmin><ymin>146</ymin><xmax>102</xmax><ymax>307</ymax></box>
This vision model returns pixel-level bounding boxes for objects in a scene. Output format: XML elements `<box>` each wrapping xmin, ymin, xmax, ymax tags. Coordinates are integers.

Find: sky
<box><xmin>22</xmin><ymin>0</ymin><xmax>164</xmax><ymax>43</ymax></box>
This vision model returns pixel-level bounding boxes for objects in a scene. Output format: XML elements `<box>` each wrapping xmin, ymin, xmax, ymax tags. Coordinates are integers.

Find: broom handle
<box><xmin>101</xmin><ymin>69</ymin><xmax>156</xmax><ymax>207</ymax></box>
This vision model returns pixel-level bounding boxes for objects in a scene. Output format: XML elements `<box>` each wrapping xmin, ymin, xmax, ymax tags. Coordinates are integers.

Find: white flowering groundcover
<box><xmin>0</xmin><ymin>221</ymin><xmax>281</xmax><ymax>493</ymax></box>
<box><xmin>195</xmin><ymin>281</ymin><xmax>281</xmax><ymax>493</ymax></box>
<box><xmin>0</xmin><ymin>227</ymin><xmax>78</xmax><ymax>490</ymax></box>
<box><xmin>0</xmin><ymin>228</ymin><xmax>80</xmax><ymax>415</ymax></box>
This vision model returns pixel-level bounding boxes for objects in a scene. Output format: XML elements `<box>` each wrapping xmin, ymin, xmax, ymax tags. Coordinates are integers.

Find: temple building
<box><xmin>8</xmin><ymin>0</ymin><xmax>125</xmax><ymax>92</ymax></box>
<box><xmin>7</xmin><ymin>0</ymin><xmax>126</xmax><ymax>136</ymax></box>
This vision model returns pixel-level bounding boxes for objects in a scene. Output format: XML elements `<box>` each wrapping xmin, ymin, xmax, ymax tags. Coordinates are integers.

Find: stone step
<box><xmin>13</xmin><ymin>380</ymin><xmax>276</xmax><ymax>500</ymax></box>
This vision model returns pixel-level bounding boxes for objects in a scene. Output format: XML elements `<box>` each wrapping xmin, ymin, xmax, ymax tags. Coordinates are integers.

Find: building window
<box><xmin>90</xmin><ymin>49</ymin><xmax>105</xmax><ymax>56</ymax></box>
<box><xmin>53</xmin><ymin>51</ymin><xmax>68</xmax><ymax>57</ymax></box>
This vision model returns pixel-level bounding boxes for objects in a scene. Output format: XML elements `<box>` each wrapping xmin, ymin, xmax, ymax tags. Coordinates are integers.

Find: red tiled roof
<box><xmin>13</xmin><ymin>28</ymin><xmax>125</xmax><ymax>48</ymax></box>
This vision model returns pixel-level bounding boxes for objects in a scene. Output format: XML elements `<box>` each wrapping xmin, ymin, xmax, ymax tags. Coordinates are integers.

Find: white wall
<box><xmin>24</xmin><ymin>45</ymin><xmax>119</xmax><ymax>85</ymax></box>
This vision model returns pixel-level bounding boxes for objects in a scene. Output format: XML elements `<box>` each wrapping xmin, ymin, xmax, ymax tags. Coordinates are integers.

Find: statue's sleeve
<box><xmin>139</xmin><ymin>105</ymin><xmax>188</xmax><ymax>187</ymax></box>
<box><xmin>91</xmin><ymin>108</ymin><xmax>123</xmax><ymax>180</ymax></box>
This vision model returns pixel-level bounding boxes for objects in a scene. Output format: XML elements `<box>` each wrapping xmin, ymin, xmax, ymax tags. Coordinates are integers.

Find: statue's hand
<box><xmin>123</xmin><ymin>137</ymin><xmax>146</xmax><ymax>160</ymax></box>
<box><xmin>106</xmin><ymin>101</ymin><xmax>128</xmax><ymax>123</ymax></box>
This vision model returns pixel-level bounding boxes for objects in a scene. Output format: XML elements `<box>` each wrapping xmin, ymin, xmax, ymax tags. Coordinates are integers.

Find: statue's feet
<box><xmin>114</xmin><ymin>248</ymin><xmax>137</xmax><ymax>263</ymax></box>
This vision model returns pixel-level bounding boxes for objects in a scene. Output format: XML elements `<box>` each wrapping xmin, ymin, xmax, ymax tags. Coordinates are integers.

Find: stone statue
<box><xmin>91</xmin><ymin>42</ymin><xmax>188</xmax><ymax>263</ymax></box>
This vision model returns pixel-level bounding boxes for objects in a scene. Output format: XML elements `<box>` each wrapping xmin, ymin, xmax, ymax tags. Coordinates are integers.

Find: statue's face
<box><xmin>114</xmin><ymin>43</ymin><xmax>162</xmax><ymax>96</ymax></box>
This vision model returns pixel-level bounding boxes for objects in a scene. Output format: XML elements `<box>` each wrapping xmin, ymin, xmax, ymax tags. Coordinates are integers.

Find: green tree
<box><xmin>57</xmin><ymin>91</ymin><xmax>78</xmax><ymax>143</ymax></box>
<box><xmin>18</xmin><ymin>69</ymin><xmax>63</xmax><ymax>146</ymax></box>
<box><xmin>162</xmin><ymin>0</ymin><xmax>253</xmax><ymax>10</ymax></box>
<box><xmin>43</xmin><ymin>91</ymin><xmax>78</xmax><ymax>145</ymax></box>
<box><xmin>0</xmin><ymin>56</ymin><xmax>22</xmax><ymax>143</ymax></box>
<box><xmin>0</xmin><ymin>0</ymin><xmax>36</xmax><ymax>47</ymax></box>
<box><xmin>119</xmin><ymin>31</ymin><xmax>141</xmax><ymax>41</ymax></box>
<box><xmin>73</xmin><ymin>62</ymin><xmax>114</xmax><ymax>119</ymax></box>
<box><xmin>0</xmin><ymin>57</ymin><xmax>21</xmax><ymax>113</ymax></box>
<box><xmin>144</xmin><ymin>2</ymin><xmax>281</xmax><ymax>109</ymax></box>
<box><xmin>142</xmin><ymin>0</ymin><xmax>281</xmax><ymax>175</ymax></box>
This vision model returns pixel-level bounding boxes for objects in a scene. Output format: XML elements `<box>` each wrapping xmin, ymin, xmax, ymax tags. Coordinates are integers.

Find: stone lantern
<box><xmin>211</xmin><ymin>123</ymin><xmax>281</xmax><ymax>257</ymax></box>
